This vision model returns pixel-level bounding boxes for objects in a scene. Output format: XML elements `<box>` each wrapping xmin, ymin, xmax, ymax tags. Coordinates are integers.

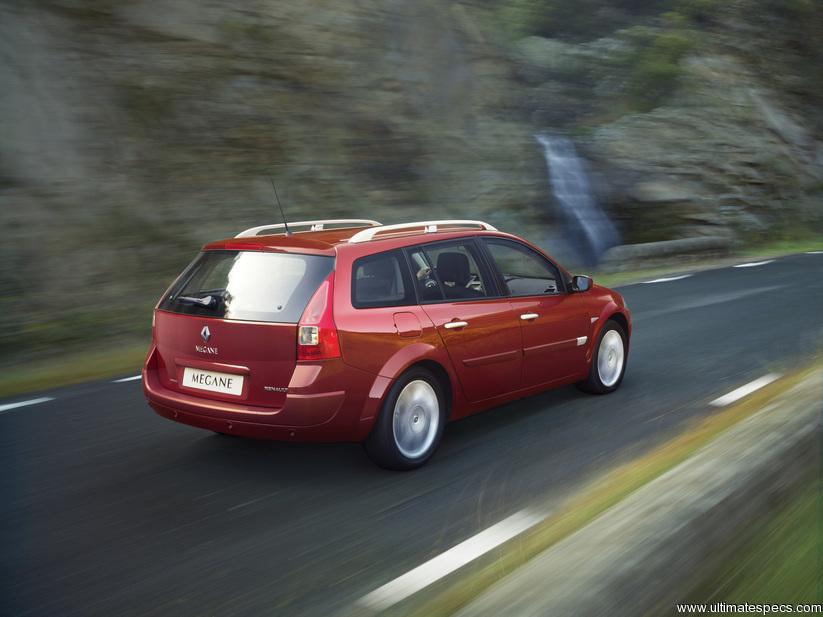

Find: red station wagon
<box><xmin>143</xmin><ymin>220</ymin><xmax>631</xmax><ymax>469</ymax></box>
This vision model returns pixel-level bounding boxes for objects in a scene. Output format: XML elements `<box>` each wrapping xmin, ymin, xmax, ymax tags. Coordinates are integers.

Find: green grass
<box><xmin>741</xmin><ymin>238</ymin><xmax>823</xmax><ymax>258</ymax></box>
<box><xmin>0</xmin><ymin>342</ymin><xmax>149</xmax><ymax>399</ymax></box>
<box><xmin>689</xmin><ymin>479</ymin><xmax>823</xmax><ymax>606</ymax></box>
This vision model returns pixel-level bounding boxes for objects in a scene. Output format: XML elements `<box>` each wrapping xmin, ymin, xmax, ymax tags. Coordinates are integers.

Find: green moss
<box><xmin>498</xmin><ymin>0</ymin><xmax>665</xmax><ymax>42</ymax></box>
<box><xmin>625</xmin><ymin>30</ymin><xmax>694</xmax><ymax>111</ymax></box>
<box><xmin>674</xmin><ymin>0</ymin><xmax>724</xmax><ymax>22</ymax></box>
<box><xmin>688</xmin><ymin>480</ymin><xmax>823</xmax><ymax>605</ymax></box>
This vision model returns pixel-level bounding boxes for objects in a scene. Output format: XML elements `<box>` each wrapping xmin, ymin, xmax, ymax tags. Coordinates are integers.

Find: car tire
<box><xmin>577</xmin><ymin>319</ymin><xmax>628</xmax><ymax>395</ymax></box>
<box><xmin>364</xmin><ymin>367</ymin><xmax>446</xmax><ymax>470</ymax></box>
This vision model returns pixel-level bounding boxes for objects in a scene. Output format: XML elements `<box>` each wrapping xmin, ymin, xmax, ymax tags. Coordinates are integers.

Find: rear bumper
<box><xmin>142</xmin><ymin>346</ymin><xmax>379</xmax><ymax>442</ymax></box>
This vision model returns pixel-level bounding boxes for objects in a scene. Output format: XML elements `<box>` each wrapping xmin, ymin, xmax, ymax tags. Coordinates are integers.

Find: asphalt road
<box><xmin>2</xmin><ymin>253</ymin><xmax>822</xmax><ymax>617</ymax></box>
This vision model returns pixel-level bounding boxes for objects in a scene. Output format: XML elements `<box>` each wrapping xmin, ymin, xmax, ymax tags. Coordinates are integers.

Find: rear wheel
<box><xmin>578</xmin><ymin>320</ymin><xmax>627</xmax><ymax>394</ymax></box>
<box><xmin>364</xmin><ymin>368</ymin><xmax>446</xmax><ymax>470</ymax></box>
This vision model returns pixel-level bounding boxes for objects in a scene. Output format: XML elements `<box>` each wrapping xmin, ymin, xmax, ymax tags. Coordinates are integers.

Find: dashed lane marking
<box><xmin>112</xmin><ymin>375</ymin><xmax>142</xmax><ymax>383</ymax></box>
<box><xmin>642</xmin><ymin>274</ymin><xmax>692</xmax><ymax>284</ymax></box>
<box><xmin>0</xmin><ymin>397</ymin><xmax>55</xmax><ymax>414</ymax></box>
<box><xmin>357</xmin><ymin>509</ymin><xmax>544</xmax><ymax>611</ymax></box>
<box><xmin>709</xmin><ymin>374</ymin><xmax>781</xmax><ymax>407</ymax></box>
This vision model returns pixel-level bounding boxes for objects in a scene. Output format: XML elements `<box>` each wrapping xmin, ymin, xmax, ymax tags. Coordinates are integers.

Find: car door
<box><xmin>408</xmin><ymin>240</ymin><xmax>523</xmax><ymax>403</ymax></box>
<box><xmin>481</xmin><ymin>238</ymin><xmax>590</xmax><ymax>387</ymax></box>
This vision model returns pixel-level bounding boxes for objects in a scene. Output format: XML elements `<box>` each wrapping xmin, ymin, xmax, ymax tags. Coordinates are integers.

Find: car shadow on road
<box><xmin>171</xmin><ymin>383</ymin><xmax>590</xmax><ymax>488</ymax></box>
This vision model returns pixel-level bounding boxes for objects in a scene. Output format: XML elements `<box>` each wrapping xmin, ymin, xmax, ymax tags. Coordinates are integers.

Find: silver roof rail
<box><xmin>236</xmin><ymin>219</ymin><xmax>381</xmax><ymax>238</ymax></box>
<box><xmin>348</xmin><ymin>220</ymin><xmax>498</xmax><ymax>243</ymax></box>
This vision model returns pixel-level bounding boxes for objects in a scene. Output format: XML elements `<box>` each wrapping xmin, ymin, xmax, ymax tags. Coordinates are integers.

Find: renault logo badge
<box><xmin>200</xmin><ymin>325</ymin><xmax>211</xmax><ymax>343</ymax></box>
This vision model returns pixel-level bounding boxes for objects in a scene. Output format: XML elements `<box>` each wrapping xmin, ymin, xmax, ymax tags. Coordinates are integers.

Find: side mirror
<box><xmin>572</xmin><ymin>275</ymin><xmax>592</xmax><ymax>293</ymax></box>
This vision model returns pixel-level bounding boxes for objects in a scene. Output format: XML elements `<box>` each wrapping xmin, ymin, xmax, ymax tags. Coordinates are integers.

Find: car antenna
<box><xmin>269</xmin><ymin>175</ymin><xmax>292</xmax><ymax>236</ymax></box>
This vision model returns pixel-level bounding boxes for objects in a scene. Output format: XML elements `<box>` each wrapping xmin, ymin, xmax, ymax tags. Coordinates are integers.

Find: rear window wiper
<box><xmin>176</xmin><ymin>295</ymin><xmax>217</xmax><ymax>308</ymax></box>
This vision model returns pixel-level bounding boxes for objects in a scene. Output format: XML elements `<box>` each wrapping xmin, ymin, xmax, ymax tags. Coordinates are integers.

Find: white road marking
<box><xmin>358</xmin><ymin>509</ymin><xmax>544</xmax><ymax>611</ymax></box>
<box><xmin>709</xmin><ymin>374</ymin><xmax>781</xmax><ymax>407</ymax></box>
<box><xmin>733</xmin><ymin>260</ymin><xmax>775</xmax><ymax>268</ymax></box>
<box><xmin>642</xmin><ymin>274</ymin><xmax>692</xmax><ymax>284</ymax></box>
<box><xmin>805</xmin><ymin>251</ymin><xmax>823</xmax><ymax>255</ymax></box>
<box><xmin>112</xmin><ymin>375</ymin><xmax>142</xmax><ymax>383</ymax></box>
<box><xmin>0</xmin><ymin>397</ymin><xmax>55</xmax><ymax>414</ymax></box>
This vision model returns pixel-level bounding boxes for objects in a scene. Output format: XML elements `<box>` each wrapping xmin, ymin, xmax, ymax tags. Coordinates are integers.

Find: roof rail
<box><xmin>348</xmin><ymin>220</ymin><xmax>498</xmax><ymax>244</ymax></box>
<box><xmin>236</xmin><ymin>219</ymin><xmax>381</xmax><ymax>238</ymax></box>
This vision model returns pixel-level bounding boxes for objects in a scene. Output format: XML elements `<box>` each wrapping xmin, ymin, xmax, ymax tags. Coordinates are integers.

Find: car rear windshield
<box><xmin>159</xmin><ymin>250</ymin><xmax>334</xmax><ymax>323</ymax></box>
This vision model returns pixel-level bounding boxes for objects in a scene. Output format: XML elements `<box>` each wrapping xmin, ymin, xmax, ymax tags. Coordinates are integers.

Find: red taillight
<box><xmin>297</xmin><ymin>271</ymin><xmax>340</xmax><ymax>361</ymax></box>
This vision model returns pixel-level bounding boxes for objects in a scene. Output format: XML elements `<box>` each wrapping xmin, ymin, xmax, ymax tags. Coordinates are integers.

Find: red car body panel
<box><xmin>420</xmin><ymin>299</ymin><xmax>523</xmax><ymax>403</ymax></box>
<box><xmin>508</xmin><ymin>295</ymin><xmax>590</xmax><ymax>387</ymax></box>
<box><xmin>143</xmin><ymin>226</ymin><xmax>631</xmax><ymax>442</ymax></box>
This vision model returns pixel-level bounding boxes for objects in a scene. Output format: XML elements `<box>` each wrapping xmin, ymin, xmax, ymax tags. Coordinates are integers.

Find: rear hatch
<box><xmin>153</xmin><ymin>250</ymin><xmax>334</xmax><ymax>408</ymax></box>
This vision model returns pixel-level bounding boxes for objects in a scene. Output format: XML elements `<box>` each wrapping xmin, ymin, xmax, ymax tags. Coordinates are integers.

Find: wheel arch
<box><xmin>358</xmin><ymin>349</ymin><xmax>460</xmax><ymax>430</ymax></box>
<box><xmin>606</xmin><ymin>311</ymin><xmax>630</xmax><ymax>339</ymax></box>
<box><xmin>586</xmin><ymin>307</ymin><xmax>631</xmax><ymax>365</ymax></box>
<box><xmin>406</xmin><ymin>359</ymin><xmax>454</xmax><ymax>420</ymax></box>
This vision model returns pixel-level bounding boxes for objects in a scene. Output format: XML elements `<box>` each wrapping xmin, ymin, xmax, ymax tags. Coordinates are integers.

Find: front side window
<box><xmin>352</xmin><ymin>251</ymin><xmax>414</xmax><ymax>308</ymax></box>
<box><xmin>483</xmin><ymin>239</ymin><xmax>562</xmax><ymax>296</ymax></box>
<box><xmin>159</xmin><ymin>250</ymin><xmax>334</xmax><ymax>323</ymax></box>
<box><xmin>408</xmin><ymin>241</ymin><xmax>491</xmax><ymax>302</ymax></box>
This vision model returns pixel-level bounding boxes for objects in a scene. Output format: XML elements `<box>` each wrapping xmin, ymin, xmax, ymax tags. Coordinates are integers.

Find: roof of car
<box><xmin>203</xmin><ymin>221</ymin><xmax>512</xmax><ymax>255</ymax></box>
<box><xmin>203</xmin><ymin>229</ymin><xmax>357</xmax><ymax>255</ymax></box>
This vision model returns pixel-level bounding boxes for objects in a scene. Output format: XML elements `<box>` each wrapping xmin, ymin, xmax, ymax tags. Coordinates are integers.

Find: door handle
<box><xmin>444</xmin><ymin>321</ymin><xmax>469</xmax><ymax>330</ymax></box>
<box><xmin>520</xmin><ymin>313</ymin><xmax>539</xmax><ymax>321</ymax></box>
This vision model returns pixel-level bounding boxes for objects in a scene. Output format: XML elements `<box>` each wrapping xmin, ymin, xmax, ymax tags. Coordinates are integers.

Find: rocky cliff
<box><xmin>1</xmin><ymin>0</ymin><xmax>821</xmax><ymax>358</ymax></box>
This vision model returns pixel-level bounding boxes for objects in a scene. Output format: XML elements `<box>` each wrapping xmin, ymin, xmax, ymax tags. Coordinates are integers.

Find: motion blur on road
<box><xmin>1</xmin><ymin>0</ymin><xmax>822</xmax><ymax>615</ymax></box>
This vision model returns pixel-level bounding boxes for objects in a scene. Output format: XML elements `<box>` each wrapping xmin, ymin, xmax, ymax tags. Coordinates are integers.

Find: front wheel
<box><xmin>364</xmin><ymin>368</ymin><xmax>446</xmax><ymax>470</ymax></box>
<box><xmin>578</xmin><ymin>320</ymin><xmax>628</xmax><ymax>394</ymax></box>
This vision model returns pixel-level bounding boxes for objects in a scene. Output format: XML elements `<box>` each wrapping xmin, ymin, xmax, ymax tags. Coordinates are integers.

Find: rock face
<box><xmin>0</xmin><ymin>0</ymin><xmax>821</xmax><ymax>358</ymax></box>
<box><xmin>588</xmin><ymin>55</ymin><xmax>822</xmax><ymax>244</ymax></box>
<box><xmin>509</xmin><ymin>6</ymin><xmax>823</xmax><ymax>246</ymax></box>
<box><xmin>0</xmin><ymin>0</ymin><xmax>546</xmax><ymax>356</ymax></box>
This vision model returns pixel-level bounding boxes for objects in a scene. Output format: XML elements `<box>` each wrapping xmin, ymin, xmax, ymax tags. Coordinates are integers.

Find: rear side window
<box><xmin>159</xmin><ymin>250</ymin><xmax>334</xmax><ymax>323</ymax></box>
<box><xmin>352</xmin><ymin>250</ymin><xmax>415</xmax><ymax>309</ymax></box>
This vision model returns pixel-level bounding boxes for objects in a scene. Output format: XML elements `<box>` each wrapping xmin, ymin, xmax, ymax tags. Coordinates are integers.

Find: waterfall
<box><xmin>535</xmin><ymin>133</ymin><xmax>618</xmax><ymax>266</ymax></box>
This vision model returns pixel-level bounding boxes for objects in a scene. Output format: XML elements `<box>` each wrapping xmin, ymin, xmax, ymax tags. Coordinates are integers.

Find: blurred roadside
<box><xmin>389</xmin><ymin>362</ymin><xmax>823</xmax><ymax>617</ymax></box>
<box><xmin>1</xmin><ymin>0</ymin><xmax>822</xmax><ymax>371</ymax></box>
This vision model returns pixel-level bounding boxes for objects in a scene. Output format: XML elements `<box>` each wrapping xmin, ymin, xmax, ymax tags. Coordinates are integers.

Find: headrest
<box><xmin>437</xmin><ymin>252</ymin><xmax>471</xmax><ymax>286</ymax></box>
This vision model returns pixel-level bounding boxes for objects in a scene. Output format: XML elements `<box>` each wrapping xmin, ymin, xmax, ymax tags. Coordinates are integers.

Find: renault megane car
<box><xmin>143</xmin><ymin>219</ymin><xmax>631</xmax><ymax>469</ymax></box>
